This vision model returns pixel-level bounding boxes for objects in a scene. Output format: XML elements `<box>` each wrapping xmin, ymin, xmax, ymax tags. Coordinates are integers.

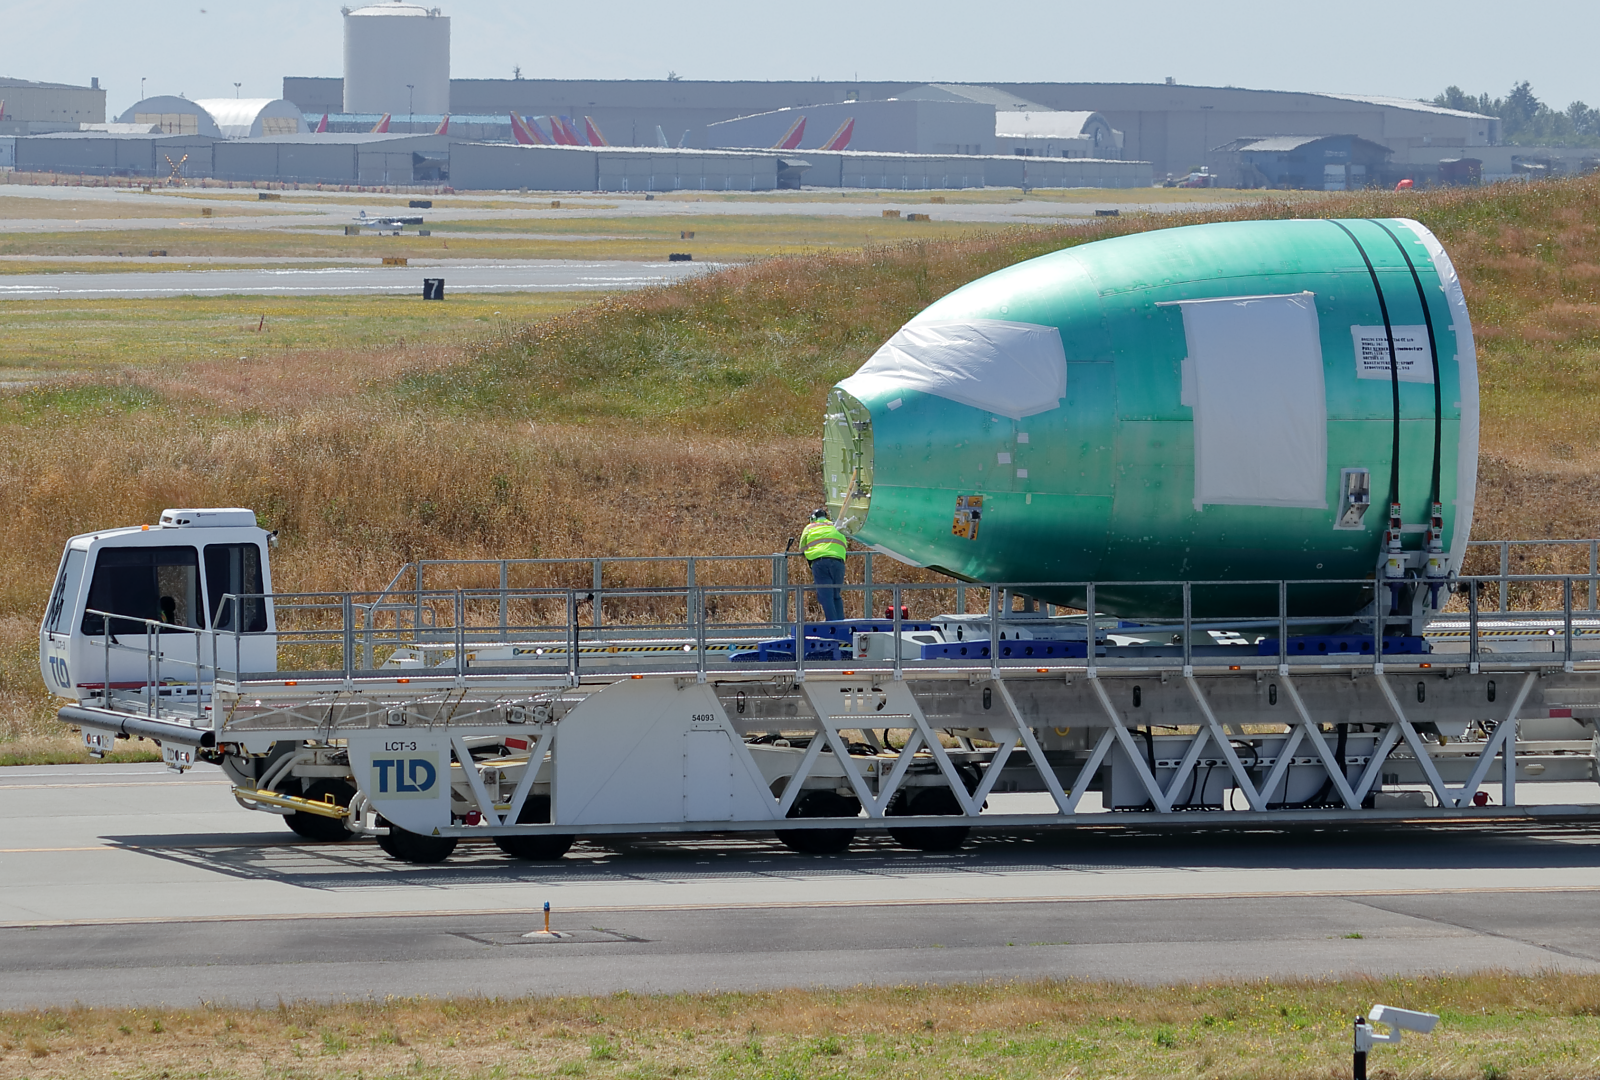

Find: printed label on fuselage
<box><xmin>1351</xmin><ymin>325</ymin><xmax>1433</xmax><ymax>383</ymax></box>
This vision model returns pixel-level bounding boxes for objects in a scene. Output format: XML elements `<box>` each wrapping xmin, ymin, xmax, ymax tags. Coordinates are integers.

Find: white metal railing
<box><xmin>189</xmin><ymin>572</ymin><xmax>1600</xmax><ymax>690</ymax></box>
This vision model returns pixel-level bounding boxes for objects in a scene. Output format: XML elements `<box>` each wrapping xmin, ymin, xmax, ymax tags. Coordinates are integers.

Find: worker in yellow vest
<box><xmin>800</xmin><ymin>508</ymin><xmax>848</xmax><ymax>622</ymax></box>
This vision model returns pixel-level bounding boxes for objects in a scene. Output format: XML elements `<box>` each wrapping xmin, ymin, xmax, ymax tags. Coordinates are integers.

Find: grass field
<box><xmin>0</xmin><ymin>214</ymin><xmax>1010</xmax><ymax>263</ymax></box>
<box><xmin>0</xmin><ymin>195</ymin><xmax>303</xmax><ymax>220</ymax></box>
<box><xmin>2</xmin><ymin>177</ymin><xmax>1599</xmax><ymax>761</ymax></box>
<box><xmin>0</xmin><ymin>293</ymin><xmax>598</xmax><ymax>378</ymax></box>
<box><xmin>2</xmin><ymin>973</ymin><xmax>1598</xmax><ymax>1079</ymax></box>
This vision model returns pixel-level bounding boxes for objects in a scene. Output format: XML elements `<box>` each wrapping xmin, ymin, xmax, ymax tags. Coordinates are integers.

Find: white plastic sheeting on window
<box><xmin>1173</xmin><ymin>292</ymin><xmax>1328</xmax><ymax>511</ymax></box>
<box><xmin>837</xmin><ymin>319</ymin><xmax>1067</xmax><ymax>420</ymax></box>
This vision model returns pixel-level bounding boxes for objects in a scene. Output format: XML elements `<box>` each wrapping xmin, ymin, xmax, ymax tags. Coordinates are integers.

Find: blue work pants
<box><xmin>807</xmin><ymin>556</ymin><xmax>846</xmax><ymax>622</ymax></box>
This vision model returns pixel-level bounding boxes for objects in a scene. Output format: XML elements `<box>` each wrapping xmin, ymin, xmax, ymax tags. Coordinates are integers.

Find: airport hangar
<box><xmin>0</xmin><ymin>76</ymin><xmax>107</xmax><ymax>133</ymax></box>
<box><xmin>5</xmin><ymin>131</ymin><xmax>1153</xmax><ymax>191</ymax></box>
<box><xmin>286</xmin><ymin>76</ymin><xmax>1500</xmax><ymax>178</ymax></box>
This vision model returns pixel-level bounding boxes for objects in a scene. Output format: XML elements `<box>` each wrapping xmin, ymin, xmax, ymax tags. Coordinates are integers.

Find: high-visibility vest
<box><xmin>801</xmin><ymin>520</ymin><xmax>847</xmax><ymax>562</ymax></box>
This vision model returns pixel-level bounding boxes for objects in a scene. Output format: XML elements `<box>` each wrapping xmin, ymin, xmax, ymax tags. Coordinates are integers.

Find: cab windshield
<box><xmin>81</xmin><ymin>546</ymin><xmax>201</xmax><ymax>637</ymax></box>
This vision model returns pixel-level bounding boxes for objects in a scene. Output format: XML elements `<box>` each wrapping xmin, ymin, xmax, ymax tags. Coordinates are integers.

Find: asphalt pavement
<box><xmin>6</xmin><ymin>763</ymin><xmax>1600</xmax><ymax>1006</ymax></box>
<box><xmin>0</xmin><ymin>259</ymin><xmax>717</xmax><ymax>299</ymax></box>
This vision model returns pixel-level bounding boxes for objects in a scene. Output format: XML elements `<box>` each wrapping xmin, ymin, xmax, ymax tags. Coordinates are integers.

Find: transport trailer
<box><xmin>37</xmin><ymin>509</ymin><xmax>1600</xmax><ymax>864</ymax></box>
<box><xmin>38</xmin><ymin>218</ymin><xmax>1600</xmax><ymax>861</ymax></box>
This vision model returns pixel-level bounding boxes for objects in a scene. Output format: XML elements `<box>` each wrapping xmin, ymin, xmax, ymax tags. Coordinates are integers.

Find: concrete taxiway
<box><xmin>5</xmin><ymin>763</ymin><xmax>1600</xmax><ymax>1007</ymax></box>
<box><xmin>0</xmin><ymin>259</ymin><xmax>717</xmax><ymax>299</ymax></box>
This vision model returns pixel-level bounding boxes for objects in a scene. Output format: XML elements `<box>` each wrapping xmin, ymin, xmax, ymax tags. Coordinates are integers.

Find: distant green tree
<box><xmin>1432</xmin><ymin>81</ymin><xmax>1600</xmax><ymax>147</ymax></box>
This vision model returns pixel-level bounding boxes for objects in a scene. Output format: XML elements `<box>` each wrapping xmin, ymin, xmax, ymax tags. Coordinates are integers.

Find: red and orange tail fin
<box><xmin>0</xmin><ymin>100</ymin><xmax>6</xmax><ymax>122</ymax></box>
<box><xmin>583</xmin><ymin>116</ymin><xmax>609</xmax><ymax>147</ymax></box>
<box><xmin>315</xmin><ymin>112</ymin><xmax>329</xmax><ymax>133</ymax></box>
<box><xmin>552</xmin><ymin>116</ymin><xmax>584</xmax><ymax>145</ymax></box>
<box><xmin>370</xmin><ymin>113</ymin><xmax>391</xmax><ymax>134</ymax></box>
<box><xmin>510</xmin><ymin>113</ymin><xmax>547</xmax><ymax>145</ymax></box>
<box><xmin>819</xmin><ymin>117</ymin><xmax>854</xmax><ymax>151</ymax></box>
<box><xmin>434</xmin><ymin>114</ymin><xmax>450</xmax><ymax>136</ymax></box>
<box><xmin>772</xmin><ymin>115</ymin><xmax>806</xmax><ymax>150</ymax></box>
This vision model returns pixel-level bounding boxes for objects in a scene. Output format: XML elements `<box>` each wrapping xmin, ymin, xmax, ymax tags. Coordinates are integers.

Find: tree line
<box><xmin>1433</xmin><ymin>82</ymin><xmax>1599</xmax><ymax>145</ymax></box>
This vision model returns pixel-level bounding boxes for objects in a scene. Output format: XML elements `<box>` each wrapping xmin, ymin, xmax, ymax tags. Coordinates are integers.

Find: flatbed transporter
<box><xmin>38</xmin><ymin>507</ymin><xmax>1600</xmax><ymax>863</ymax></box>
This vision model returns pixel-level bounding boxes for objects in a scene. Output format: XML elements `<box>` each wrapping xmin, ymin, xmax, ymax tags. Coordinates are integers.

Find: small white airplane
<box><xmin>352</xmin><ymin>209</ymin><xmax>425</xmax><ymax>234</ymax></box>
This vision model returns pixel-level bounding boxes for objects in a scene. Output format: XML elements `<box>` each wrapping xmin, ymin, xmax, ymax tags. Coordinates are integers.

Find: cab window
<box><xmin>204</xmin><ymin>543</ymin><xmax>267</xmax><ymax>633</ymax></box>
<box><xmin>45</xmin><ymin>548</ymin><xmax>88</xmax><ymax>635</ymax></box>
<box><xmin>81</xmin><ymin>546</ymin><xmax>202</xmax><ymax>637</ymax></box>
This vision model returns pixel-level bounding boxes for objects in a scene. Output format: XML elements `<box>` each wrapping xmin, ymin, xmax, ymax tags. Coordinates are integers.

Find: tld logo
<box><xmin>372</xmin><ymin>757</ymin><xmax>439</xmax><ymax>798</ymax></box>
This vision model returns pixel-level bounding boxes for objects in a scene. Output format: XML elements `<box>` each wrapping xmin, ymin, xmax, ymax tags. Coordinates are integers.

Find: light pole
<box><xmin>406</xmin><ymin>84</ymin><xmax>414</xmax><ymax>131</ymax></box>
<box><xmin>234</xmin><ymin>82</ymin><xmax>241</xmax><ymax>98</ymax></box>
<box><xmin>140</xmin><ymin>77</ymin><xmax>146</xmax><ymax>101</ymax></box>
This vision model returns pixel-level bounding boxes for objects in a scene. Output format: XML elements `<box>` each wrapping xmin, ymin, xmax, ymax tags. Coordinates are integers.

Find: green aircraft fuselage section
<box><xmin>822</xmin><ymin>218</ymin><xmax>1475</xmax><ymax>618</ymax></box>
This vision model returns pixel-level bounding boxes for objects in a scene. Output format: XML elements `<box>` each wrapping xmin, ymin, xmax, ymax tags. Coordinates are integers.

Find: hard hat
<box><xmin>811</xmin><ymin>507</ymin><xmax>831</xmax><ymax>520</ymax></box>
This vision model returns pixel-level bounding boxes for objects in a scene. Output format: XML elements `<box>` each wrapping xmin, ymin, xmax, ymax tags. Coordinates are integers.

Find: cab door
<box><xmin>201</xmin><ymin>540</ymin><xmax>275</xmax><ymax>676</ymax></box>
<box><xmin>39</xmin><ymin>546</ymin><xmax>89</xmax><ymax>699</ymax></box>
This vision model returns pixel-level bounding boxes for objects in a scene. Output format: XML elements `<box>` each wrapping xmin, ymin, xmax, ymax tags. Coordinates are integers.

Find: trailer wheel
<box><xmin>285</xmin><ymin>779</ymin><xmax>356</xmax><ymax>842</ymax></box>
<box><xmin>887</xmin><ymin>787</ymin><xmax>970</xmax><ymax>851</ymax></box>
<box><xmin>375</xmin><ymin>816</ymin><xmax>458</xmax><ymax>864</ymax></box>
<box><xmin>494</xmin><ymin>795</ymin><xmax>575</xmax><ymax>861</ymax></box>
<box><xmin>776</xmin><ymin>791</ymin><xmax>858</xmax><ymax>855</ymax></box>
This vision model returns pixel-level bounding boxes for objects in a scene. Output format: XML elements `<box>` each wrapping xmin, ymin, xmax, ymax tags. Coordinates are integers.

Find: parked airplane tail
<box><xmin>510</xmin><ymin>113</ymin><xmax>549</xmax><ymax>146</ymax></box>
<box><xmin>772</xmin><ymin>115</ymin><xmax>806</xmax><ymax>151</ymax></box>
<box><xmin>314</xmin><ymin>112</ymin><xmax>328</xmax><ymax>133</ymax></box>
<box><xmin>583</xmin><ymin>116</ymin><xmax>609</xmax><ymax>147</ymax></box>
<box><xmin>370</xmin><ymin>113</ymin><xmax>391</xmax><ymax>134</ymax></box>
<box><xmin>552</xmin><ymin>116</ymin><xmax>585</xmax><ymax>146</ymax></box>
<box><xmin>434</xmin><ymin>115</ymin><xmax>450</xmax><ymax>136</ymax></box>
<box><xmin>677</xmin><ymin>130</ymin><xmax>690</xmax><ymax>149</ymax></box>
<box><xmin>820</xmin><ymin>117</ymin><xmax>855</xmax><ymax>151</ymax></box>
<box><xmin>655</xmin><ymin>125</ymin><xmax>669</xmax><ymax>148</ymax></box>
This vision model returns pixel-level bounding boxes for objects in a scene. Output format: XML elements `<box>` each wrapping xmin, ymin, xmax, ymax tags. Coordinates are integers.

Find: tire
<box><xmin>776</xmin><ymin>790</ymin><xmax>859</xmax><ymax>855</ymax></box>
<box><xmin>284</xmin><ymin>779</ymin><xmax>356</xmax><ymax>842</ymax></box>
<box><xmin>494</xmin><ymin>795</ymin><xmax>576</xmax><ymax>861</ymax></box>
<box><xmin>376</xmin><ymin>816</ymin><xmax>458</xmax><ymax>864</ymax></box>
<box><xmin>888</xmin><ymin>786</ymin><xmax>971</xmax><ymax>852</ymax></box>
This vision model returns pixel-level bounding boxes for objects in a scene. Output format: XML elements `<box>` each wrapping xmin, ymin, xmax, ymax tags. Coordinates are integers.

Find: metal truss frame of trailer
<box><xmin>55</xmin><ymin>552</ymin><xmax>1600</xmax><ymax>856</ymax></box>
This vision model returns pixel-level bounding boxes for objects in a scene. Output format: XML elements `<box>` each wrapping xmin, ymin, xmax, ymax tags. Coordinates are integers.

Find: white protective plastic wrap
<box><xmin>838</xmin><ymin>319</ymin><xmax>1067</xmax><ymax>420</ymax></box>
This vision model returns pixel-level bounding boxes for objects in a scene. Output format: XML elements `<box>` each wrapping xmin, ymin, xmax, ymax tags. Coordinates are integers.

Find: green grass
<box><xmin>4</xmin><ymin>176</ymin><xmax>1600</xmax><ymax>762</ymax></box>
<box><xmin>0</xmin><ymin>214</ymin><xmax>1003</xmax><ymax>263</ymax></box>
<box><xmin>4</xmin><ymin>974</ymin><xmax>1600</xmax><ymax>1078</ymax></box>
<box><xmin>0</xmin><ymin>292</ymin><xmax>600</xmax><ymax>379</ymax></box>
<box><xmin>404</xmin><ymin>178</ymin><xmax>1600</xmax><ymax>443</ymax></box>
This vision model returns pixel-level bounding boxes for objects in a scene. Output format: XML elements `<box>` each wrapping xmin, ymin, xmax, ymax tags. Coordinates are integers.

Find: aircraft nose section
<box><xmin>823</xmin><ymin>386</ymin><xmax>874</xmax><ymax>534</ymax></box>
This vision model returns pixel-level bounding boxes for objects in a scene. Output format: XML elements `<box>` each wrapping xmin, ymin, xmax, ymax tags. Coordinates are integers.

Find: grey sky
<box><xmin>5</xmin><ymin>0</ymin><xmax>1596</xmax><ymax>118</ymax></box>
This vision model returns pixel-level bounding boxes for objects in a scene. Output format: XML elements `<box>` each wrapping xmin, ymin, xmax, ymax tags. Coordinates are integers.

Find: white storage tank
<box><xmin>343</xmin><ymin>2</ymin><xmax>450</xmax><ymax>117</ymax></box>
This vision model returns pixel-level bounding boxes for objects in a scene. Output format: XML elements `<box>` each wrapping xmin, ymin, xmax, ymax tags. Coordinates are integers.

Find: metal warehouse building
<box><xmin>448</xmin><ymin>144</ymin><xmax>784</xmax><ymax>192</ymax></box>
<box><xmin>0</xmin><ymin>76</ymin><xmax>106</xmax><ymax>131</ymax></box>
<box><xmin>706</xmin><ymin>99</ymin><xmax>995</xmax><ymax>156</ymax></box>
<box><xmin>1212</xmin><ymin>134</ymin><xmax>1394</xmax><ymax>190</ymax></box>
<box><xmin>447</xmin><ymin>142</ymin><xmax>1152</xmax><ymax>192</ymax></box>
<box><xmin>14</xmin><ymin>131</ymin><xmax>218</xmax><ymax>178</ymax></box>
<box><xmin>212</xmin><ymin>133</ymin><xmax>450</xmax><ymax>184</ymax></box>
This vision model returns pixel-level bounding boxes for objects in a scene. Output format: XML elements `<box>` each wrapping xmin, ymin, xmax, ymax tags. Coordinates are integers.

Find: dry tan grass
<box><xmin>1</xmin><ymin>973</ymin><xmax>1599</xmax><ymax>1079</ymax></box>
<box><xmin>5</xmin><ymin>176</ymin><xmax>1600</xmax><ymax>750</ymax></box>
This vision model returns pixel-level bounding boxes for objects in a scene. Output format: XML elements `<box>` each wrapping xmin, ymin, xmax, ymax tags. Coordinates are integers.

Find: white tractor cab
<box><xmin>39</xmin><ymin>508</ymin><xmax>277</xmax><ymax>708</ymax></box>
